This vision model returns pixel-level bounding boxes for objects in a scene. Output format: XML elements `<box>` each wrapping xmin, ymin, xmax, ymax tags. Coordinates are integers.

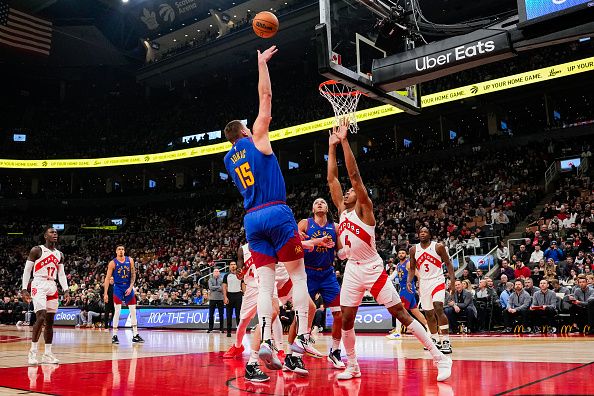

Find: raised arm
<box><xmin>252</xmin><ymin>45</ymin><xmax>278</xmax><ymax>155</ymax></box>
<box><xmin>437</xmin><ymin>243</ymin><xmax>456</xmax><ymax>294</ymax></box>
<box><xmin>327</xmin><ymin>131</ymin><xmax>345</xmax><ymax>213</ymax></box>
<box><xmin>103</xmin><ymin>261</ymin><xmax>115</xmax><ymax>303</ymax></box>
<box><xmin>335</xmin><ymin>118</ymin><xmax>373</xmax><ymax>224</ymax></box>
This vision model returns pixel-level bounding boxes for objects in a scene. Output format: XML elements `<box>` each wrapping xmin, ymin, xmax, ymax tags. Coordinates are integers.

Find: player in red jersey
<box><xmin>327</xmin><ymin>119</ymin><xmax>451</xmax><ymax>381</ymax></box>
<box><xmin>21</xmin><ymin>226</ymin><xmax>69</xmax><ymax>365</ymax></box>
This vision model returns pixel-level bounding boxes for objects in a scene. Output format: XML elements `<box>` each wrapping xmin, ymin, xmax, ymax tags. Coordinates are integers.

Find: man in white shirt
<box><xmin>465</xmin><ymin>233</ymin><xmax>481</xmax><ymax>254</ymax></box>
<box><xmin>529</xmin><ymin>245</ymin><xmax>544</xmax><ymax>267</ymax></box>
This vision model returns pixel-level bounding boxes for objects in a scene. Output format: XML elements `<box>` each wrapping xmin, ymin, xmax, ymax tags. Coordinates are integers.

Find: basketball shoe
<box><xmin>132</xmin><ymin>334</ymin><xmax>145</xmax><ymax>343</ymax></box>
<box><xmin>291</xmin><ymin>334</ymin><xmax>323</xmax><ymax>358</ymax></box>
<box><xmin>435</xmin><ymin>357</ymin><xmax>452</xmax><ymax>381</ymax></box>
<box><xmin>41</xmin><ymin>353</ymin><xmax>59</xmax><ymax>364</ymax></box>
<box><xmin>259</xmin><ymin>340</ymin><xmax>282</xmax><ymax>370</ymax></box>
<box><xmin>223</xmin><ymin>344</ymin><xmax>245</xmax><ymax>358</ymax></box>
<box><xmin>328</xmin><ymin>348</ymin><xmax>345</xmax><ymax>369</ymax></box>
<box><xmin>337</xmin><ymin>362</ymin><xmax>361</xmax><ymax>380</ymax></box>
<box><xmin>282</xmin><ymin>354</ymin><xmax>308</xmax><ymax>375</ymax></box>
<box><xmin>245</xmin><ymin>363</ymin><xmax>269</xmax><ymax>383</ymax></box>
<box><xmin>28</xmin><ymin>350</ymin><xmax>38</xmax><ymax>365</ymax></box>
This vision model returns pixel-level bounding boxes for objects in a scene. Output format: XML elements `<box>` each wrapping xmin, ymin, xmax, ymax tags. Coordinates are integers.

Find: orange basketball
<box><xmin>252</xmin><ymin>11</ymin><xmax>279</xmax><ymax>38</ymax></box>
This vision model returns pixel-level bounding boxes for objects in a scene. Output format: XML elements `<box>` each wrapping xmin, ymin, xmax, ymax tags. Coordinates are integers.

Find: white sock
<box><xmin>440</xmin><ymin>325</ymin><xmax>450</xmax><ymax>342</ymax></box>
<box><xmin>395</xmin><ymin>318</ymin><xmax>402</xmax><ymax>333</ymax></box>
<box><xmin>113</xmin><ymin>304</ymin><xmax>122</xmax><ymax>334</ymax></box>
<box><xmin>256</xmin><ymin>266</ymin><xmax>275</xmax><ymax>341</ymax></box>
<box><xmin>332</xmin><ymin>338</ymin><xmax>341</xmax><ymax>351</ymax></box>
<box><xmin>272</xmin><ymin>317</ymin><xmax>284</xmax><ymax>350</ymax></box>
<box><xmin>45</xmin><ymin>344</ymin><xmax>52</xmax><ymax>354</ymax></box>
<box><xmin>30</xmin><ymin>342</ymin><xmax>38</xmax><ymax>352</ymax></box>
<box><xmin>341</xmin><ymin>328</ymin><xmax>357</xmax><ymax>365</ymax></box>
<box><xmin>129</xmin><ymin>305</ymin><xmax>139</xmax><ymax>336</ymax></box>
<box><xmin>409</xmin><ymin>321</ymin><xmax>443</xmax><ymax>360</ymax></box>
<box><xmin>248</xmin><ymin>350</ymin><xmax>259</xmax><ymax>364</ymax></box>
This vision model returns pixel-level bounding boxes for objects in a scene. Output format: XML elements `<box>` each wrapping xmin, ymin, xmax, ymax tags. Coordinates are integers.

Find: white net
<box><xmin>319</xmin><ymin>80</ymin><xmax>362</xmax><ymax>134</ymax></box>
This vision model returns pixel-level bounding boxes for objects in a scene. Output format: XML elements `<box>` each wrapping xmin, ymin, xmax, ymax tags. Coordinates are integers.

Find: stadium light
<box><xmin>122</xmin><ymin>0</ymin><xmax>129</xmax><ymax>3</ymax></box>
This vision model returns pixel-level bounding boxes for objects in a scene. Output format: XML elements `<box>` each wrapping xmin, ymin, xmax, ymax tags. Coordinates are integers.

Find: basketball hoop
<box><xmin>319</xmin><ymin>80</ymin><xmax>362</xmax><ymax>134</ymax></box>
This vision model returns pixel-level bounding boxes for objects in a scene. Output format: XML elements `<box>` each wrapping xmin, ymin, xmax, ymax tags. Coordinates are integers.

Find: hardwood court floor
<box><xmin>0</xmin><ymin>325</ymin><xmax>593</xmax><ymax>395</ymax></box>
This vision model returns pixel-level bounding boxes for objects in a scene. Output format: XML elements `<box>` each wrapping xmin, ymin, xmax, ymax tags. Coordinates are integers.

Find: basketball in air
<box><xmin>252</xmin><ymin>11</ymin><xmax>279</xmax><ymax>38</ymax></box>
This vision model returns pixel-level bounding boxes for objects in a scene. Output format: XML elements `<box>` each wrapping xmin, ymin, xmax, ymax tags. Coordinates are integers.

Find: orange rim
<box><xmin>318</xmin><ymin>80</ymin><xmax>362</xmax><ymax>97</ymax></box>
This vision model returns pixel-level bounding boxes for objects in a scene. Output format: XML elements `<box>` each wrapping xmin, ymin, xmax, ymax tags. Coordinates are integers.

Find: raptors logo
<box><xmin>295</xmin><ymin>245</ymin><xmax>303</xmax><ymax>255</ymax></box>
<box><xmin>31</xmin><ymin>288</ymin><xmax>37</xmax><ymax>296</ymax></box>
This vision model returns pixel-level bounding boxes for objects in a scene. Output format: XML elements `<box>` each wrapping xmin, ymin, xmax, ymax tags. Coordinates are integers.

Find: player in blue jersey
<box><xmin>386</xmin><ymin>248</ymin><xmax>430</xmax><ymax>340</ymax></box>
<box><xmin>297</xmin><ymin>198</ymin><xmax>345</xmax><ymax>369</ymax></box>
<box><xmin>103</xmin><ymin>245</ymin><xmax>144</xmax><ymax>345</ymax></box>
<box><xmin>223</xmin><ymin>45</ymin><xmax>312</xmax><ymax>383</ymax></box>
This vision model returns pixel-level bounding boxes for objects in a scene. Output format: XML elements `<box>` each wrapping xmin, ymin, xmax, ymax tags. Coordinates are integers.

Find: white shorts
<box><xmin>31</xmin><ymin>278</ymin><xmax>59</xmax><ymax>313</ymax></box>
<box><xmin>419</xmin><ymin>276</ymin><xmax>446</xmax><ymax>311</ymax></box>
<box><xmin>240</xmin><ymin>285</ymin><xmax>259</xmax><ymax>320</ymax></box>
<box><xmin>340</xmin><ymin>259</ymin><xmax>400</xmax><ymax>308</ymax></box>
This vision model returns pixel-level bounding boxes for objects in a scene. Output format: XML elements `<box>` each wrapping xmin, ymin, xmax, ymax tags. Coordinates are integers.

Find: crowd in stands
<box><xmin>435</xmin><ymin>171</ymin><xmax>594</xmax><ymax>334</ymax></box>
<box><xmin>3</xmin><ymin>128</ymin><xmax>592</xmax><ymax>330</ymax></box>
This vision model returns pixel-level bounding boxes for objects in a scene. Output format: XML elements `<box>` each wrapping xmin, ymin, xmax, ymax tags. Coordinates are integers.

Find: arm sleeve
<box><xmin>22</xmin><ymin>260</ymin><xmax>34</xmax><ymax>290</ymax></box>
<box><xmin>58</xmin><ymin>264</ymin><xmax>68</xmax><ymax>292</ymax></box>
<box><xmin>222</xmin><ymin>274</ymin><xmax>229</xmax><ymax>284</ymax></box>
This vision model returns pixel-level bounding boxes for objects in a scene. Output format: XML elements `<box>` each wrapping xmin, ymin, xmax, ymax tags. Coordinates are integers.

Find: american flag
<box><xmin>0</xmin><ymin>1</ymin><xmax>52</xmax><ymax>56</ymax></box>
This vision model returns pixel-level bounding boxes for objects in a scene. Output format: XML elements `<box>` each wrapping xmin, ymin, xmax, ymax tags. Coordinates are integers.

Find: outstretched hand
<box><xmin>328</xmin><ymin>130</ymin><xmax>341</xmax><ymax>146</ymax></box>
<box><xmin>257</xmin><ymin>45</ymin><xmax>278</xmax><ymax>64</ymax></box>
<box><xmin>333</xmin><ymin>117</ymin><xmax>350</xmax><ymax>141</ymax></box>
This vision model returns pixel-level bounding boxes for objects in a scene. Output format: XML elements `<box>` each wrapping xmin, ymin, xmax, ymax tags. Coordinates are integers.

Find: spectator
<box><xmin>517</xmin><ymin>245</ymin><xmax>531</xmax><ymax>267</ymax></box>
<box><xmin>474</xmin><ymin>279</ymin><xmax>497</xmax><ymax>331</ymax></box>
<box><xmin>459</xmin><ymin>269</ymin><xmax>476</xmax><ymax>285</ymax></box>
<box><xmin>207</xmin><ymin>268</ymin><xmax>224</xmax><ymax>333</ymax></box>
<box><xmin>86</xmin><ymin>294</ymin><xmax>103</xmax><ymax>328</ymax></box>
<box><xmin>544</xmin><ymin>258</ymin><xmax>557</xmax><ymax>282</ymax></box>
<box><xmin>138</xmin><ymin>293</ymin><xmax>150</xmax><ymax>306</ymax></box>
<box><xmin>544</xmin><ymin>241</ymin><xmax>564</xmax><ymax>263</ymax></box>
<box><xmin>568</xmin><ymin>275</ymin><xmax>594</xmax><ymax>333</ymax></box>
<box><xmin>551</xmin><ymin>279</ymin><xmax>570</xmax><ymax>295</ymax></box>
<box><xmin>496</xmin><ymin>274</ymin><xmax>509</xmax><ymax>295</ymax></box>
<box><xmin>462</xmin><ymin>279</ymin><xmax>475</xmax><ymax>297</ymax></box>
<box><xmin>499</xmin><ymin>282</ymin><xmax>514</xmax><ymax>309</ymax></box>
<box><xmin>499</xmin><ymin>259</ymin><xmax>515</xmax><ymax>280</ymax></box>
<box><xmin>503</xmin><ymin>280</ymin><xmax>532</xmax><ymax>333</ymax></box>
<box><xmin>524</xmin><ymin>278</ymin><xmax>539</xmax><ymax>297</ymax></box>
<box><xmin>530</xmin><ymin>279</ymin><xmax>557</xmax><ymax>333</ymax></box>
<box><xmin>514</xmin><ymin>261</ymin><xmax>532</xmax><ymax>280</ymax></box>
<box><xmin>496</xmin><ymin>241</ymin><xmax>509</xmax><ymax>263</ymax></box>
<box><xmin>465</xmin><ymin>233</ymin><xmax>481</xmax><ymax>255</ymax></box>
<box><xmin>445</xmin><ymin>280</ymin><xmax>477</xmax><ymax>333</ymax></box>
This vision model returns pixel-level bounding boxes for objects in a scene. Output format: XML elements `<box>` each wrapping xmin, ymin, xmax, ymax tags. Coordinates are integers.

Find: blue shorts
<box><xmin>399</xmin><ymin>287</ymin><xmax>418</xmax><ymax>310</ymax></box>
<box><xmin>244</xmin><ymin>203</ymin><xmax>303</xmax><ymax>267</ymax></box>
<box><xmin>306</xmin><ymin>267</ymin><xmax>340</xmax><ymax>308</ymax></box>
<box><xmin>113</xmin><ymin>284</ymin><xmax>136</xmax><ymax>305</ymax></box>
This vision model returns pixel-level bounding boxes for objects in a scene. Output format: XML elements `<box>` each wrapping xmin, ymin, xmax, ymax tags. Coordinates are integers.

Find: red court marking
<box><xmin>0</xmin><ymin>353</ymin><xmax>591</xmax><ymax>395</ymax></box>
<box><xmin>0</xmin><ymin>335</ymin><xmax>31</xmax><ymax>344</ymax></box>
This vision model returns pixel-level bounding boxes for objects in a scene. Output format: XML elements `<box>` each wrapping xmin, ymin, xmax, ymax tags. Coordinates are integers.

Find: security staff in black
<box><xmin>223</xmin><ymin>261</ymin><xmax>244</xmax><ymax>337</ymax></box>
